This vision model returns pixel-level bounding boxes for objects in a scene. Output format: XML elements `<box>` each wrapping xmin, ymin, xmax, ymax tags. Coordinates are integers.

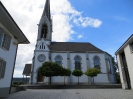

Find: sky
<box><xmin>1</xmin><ymin>0</ymin><xmax>133</xmax><ymax>77</ymax></box>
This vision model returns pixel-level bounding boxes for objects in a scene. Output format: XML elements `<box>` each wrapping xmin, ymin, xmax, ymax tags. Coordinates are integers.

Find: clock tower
<box><xmin>30</xmin><ymin>0</ymin><xmax>52</xmax><ymax>84</ymax></box>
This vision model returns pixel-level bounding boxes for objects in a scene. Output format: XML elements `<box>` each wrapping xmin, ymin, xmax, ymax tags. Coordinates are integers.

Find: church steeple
<box><xmin>41</xmin><ymin>0</ymin><xmax>51</xmax><ymax>22</ymax></box>
<box><xmin>37</xmin><ymin>0</ymin><xmax>52</xmax><ymax>43</ymax></box>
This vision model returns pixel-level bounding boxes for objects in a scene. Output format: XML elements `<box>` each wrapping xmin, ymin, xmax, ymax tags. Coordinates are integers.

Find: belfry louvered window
<box><xmin>0</xmin><ymin>58</ymin><xmax>6</xmax><ymax>79</ymax></box>
<box><xmin>0</xmin><ymin>27</ymin><xmax>11</xmax><ymax>50</ymax></box>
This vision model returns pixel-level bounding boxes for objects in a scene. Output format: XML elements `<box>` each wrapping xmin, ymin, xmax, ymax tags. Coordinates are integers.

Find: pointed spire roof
<box><xmin>41</xmin><ymin>0</ymin><xmax>51</xmax><ymax>22</ymax></box>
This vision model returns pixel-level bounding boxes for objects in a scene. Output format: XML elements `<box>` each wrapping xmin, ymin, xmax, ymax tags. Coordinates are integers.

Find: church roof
<box><xmin>48</xmin><ymin>42</ymin><xmax>104</xmax><ymax>52</ymax></box>
<box><xmin>23</xmin><ymin>64</ymin><xmax>32</xmax><ymax>76</ymax></box>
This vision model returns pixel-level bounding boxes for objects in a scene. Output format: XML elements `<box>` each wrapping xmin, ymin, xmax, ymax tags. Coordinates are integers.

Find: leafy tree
<box><xmin>115</xmin><ymin>72</ymin><xmax>121</xmax><ymax>84</ymax></box>
<box><xmin>62</xmin><ymin>68</ymin><xmax>71</xmax><ymax>85</ymax></box>
<box><xmin>112</xmin><ymin>57</ymin><xmax>121</xmax><ymax>84</ymax></box>
<box><xmin>72</xmin><ymin>69</ymin><xmax>83</xmax><ymax>85</ymax></box>
<box><xmin>85</xmin><ymin>68</ymin><xmax>100</xmax><ymax>84</ymax></box>
<box><xmin>39</xmin><ymin>62</ymin><xmax>64</xmax><ymax>85</ymax></box>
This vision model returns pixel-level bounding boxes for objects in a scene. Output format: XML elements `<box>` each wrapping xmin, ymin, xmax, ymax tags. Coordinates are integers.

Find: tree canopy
<box><xmin>39</xmin><ymin>62</ymin><xmax>64</xmax><ymax>77</ymax></box>
<box><xmin>85</xmin><ymin>68</ymin><xmax>100</xmax><ymax>77</ymax></box>
<box><xmin>72</xmin><ymin>69</ymin><xmax>83</xmax><ymax>77</ymax></box>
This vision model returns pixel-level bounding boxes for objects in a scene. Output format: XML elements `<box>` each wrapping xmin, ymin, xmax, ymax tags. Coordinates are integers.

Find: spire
<box><xmin>41</xmin><ymin>0</ymin><xmax>51</xmax><ymax>22</ymax></box>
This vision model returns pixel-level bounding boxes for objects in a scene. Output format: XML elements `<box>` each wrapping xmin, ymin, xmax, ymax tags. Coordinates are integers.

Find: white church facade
<box><xmin>29</xmin><ymin>0</ymin><xmax>116</xmax><ymax>84</ymax></box>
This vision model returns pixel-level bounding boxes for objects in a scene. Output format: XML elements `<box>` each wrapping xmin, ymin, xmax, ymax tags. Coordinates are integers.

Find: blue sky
<box><xmin>69</xmin><ymin>0</ymin><xmax>133</xmax><ymax>57</ymax></box>
<box><xmin>1</xmin><ymin>0</ymin><xmax>133</xmax><ymax>77</ymax></box>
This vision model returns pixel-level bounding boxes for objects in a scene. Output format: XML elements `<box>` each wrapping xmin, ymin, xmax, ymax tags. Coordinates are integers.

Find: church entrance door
<box><xmin>37</xmin><ymin>71</ymin><xmax>44</xmax><ymax>82</ymax></box>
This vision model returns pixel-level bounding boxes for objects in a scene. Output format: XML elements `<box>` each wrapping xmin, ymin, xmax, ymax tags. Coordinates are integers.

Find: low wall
<box><xmin>10</xmin><ymin>86</ymin><xmax>27</xmax><ymax>94</ymax></box>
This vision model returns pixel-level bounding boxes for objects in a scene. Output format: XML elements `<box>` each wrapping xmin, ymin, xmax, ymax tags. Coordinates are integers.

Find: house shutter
<box><xmin>0</xmin><ymin>59</ymin><xmax>2</xmax><ymax>79</ymax></box>
<box><xmin>0</xmin><ymin>27</ymin><xmax>3</xmax><ymax>46</ymax></box>
<box><xmin>6</xmin><ymin>35</ymin><xmax>11</xmax><ymax>50</ymax></box>
<box><xmin>1</xmin><ymin>61</ymin><xmax>6</xmax><ymax>78</ymax></box>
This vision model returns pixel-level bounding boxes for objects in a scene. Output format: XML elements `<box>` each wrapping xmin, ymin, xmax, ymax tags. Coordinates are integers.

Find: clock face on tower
<box><xmin>38</xmin><ymin>54</ymin><xmax>46</xmax><ymax>62</ymax></box>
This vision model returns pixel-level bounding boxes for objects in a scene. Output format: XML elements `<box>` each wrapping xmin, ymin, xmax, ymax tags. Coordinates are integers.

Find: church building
<box><xmin>29</xmin><ymin>0</ymin><xmax>116</xmax><ymax>84</ymax></box>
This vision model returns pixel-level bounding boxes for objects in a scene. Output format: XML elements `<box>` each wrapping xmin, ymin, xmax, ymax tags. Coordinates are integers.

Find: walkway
<box><xmin>6</xmin><ymin>89</ymin><xmax>133</xmax><ymax>99</ymax></box>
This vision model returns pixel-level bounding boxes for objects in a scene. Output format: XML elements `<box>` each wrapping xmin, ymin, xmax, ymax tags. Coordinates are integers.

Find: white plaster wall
<box><xmin>89</xmin><ymin>53</ymin><xmax>106</xmax><ymax>72</ymax></box>
<box><xmin>106</xmin><ymin>54</ymin><xmax>116</xmax><ymax>83</ymax></box>
<box><xmin>51</xmin><ymin>53</ymin><xmax>68</xmax><ymax>83</ymax></box>
<box><xmin>32</xmin><ymin>51</ymin><xmax>49</xmax><ymax>83</ymax></box>
<box><xmin>69</xmin><ymin>53</ymin><xmax>88</xmax><ymax>83</ymax></box>
<box><xmin>88</xmin><ymin>53</ymin><xmax>109</xmax><ymax>83</ymax></box>
<box><xmin>0</xmin><ymin>24</ymin><xmax>18</xmax><ymax>88</ymax></box>
<box><xmin>124</xmin><ymin>45</ymin><xmax>133</xmax><ymax>89</ymax></box>
<box><xmin>92</xmin><ymin>74</ymin><xmax>108</xmax><ymax>83</ymax></box>
<box><xmin>31</xmin><ymin>50</ymin><xmax>113</xmax><ymax>84</ymax></box>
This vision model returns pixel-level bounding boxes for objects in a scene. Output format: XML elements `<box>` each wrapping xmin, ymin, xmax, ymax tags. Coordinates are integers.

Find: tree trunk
<box><xmin>93</xmin><ymin>77</ymin><xmax>94</xmax><ymax>85</ymax></box>
<box><xmin>78</xmin><ymin>77</ymin><xmax>79</xmax><ymax>85</ymax></box>
<box><xmin>49</xmin><ymin>76</ymin><xmax>51</xmax><ymax>85</ymax></box>
<box><xmin>64</xmin><ymin>77</ymin><xmax>65</xmax><ymax>85</ymax></box>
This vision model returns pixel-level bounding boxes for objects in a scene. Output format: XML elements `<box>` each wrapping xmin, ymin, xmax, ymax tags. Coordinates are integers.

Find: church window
<box><xmin>38</xmin><ymin>54</ymin><xmax>46</xmax><ymax>62</ymax></box>
<box><xmin>0</xmin><ymin>27</ymin><xmax>11</xmax><ymax>50</ymax></box>
<box><xmin>93</xmin><ymin>56</ymin><xmax>100</xmax><ymax>70</ymax></box>
<box><xmin>41</xmin><ymin>24</ymin><xmax>48</xmax><ymax>38</ymax></box>
<box><xmin>0</xmin><ymin>58</ymin><xmax>6</xmax><ymax>79</ymax></box>
<box><xmin>74</xmin><ymin>56</ymin><xmax>81</xmax><ymax>70</ymax></box>
<box><xmin>55</xmin><ymin>56</ymin><xmax>62</xmax><ymax>65</ymax></box>
<box><xmin>40</xmin><ymin>42</ymin><xmax>45</xmax><ymax>49</ymax></box>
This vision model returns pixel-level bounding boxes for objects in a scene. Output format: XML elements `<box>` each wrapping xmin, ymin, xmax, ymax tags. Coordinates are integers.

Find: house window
<box><xmin>0</xmin><ymin>27</ymin><xmax>11</xmax><ymax>50</ymax></box>
<box><xmin>108</xmin><ymin>58</ymin><xmax>112</xmax><ymax>74</ymax></box>
<box><xmin>74</xmin><ymin>56</ymin><xmax>81</xmax><ymax>70</ymax></box>
<box><xmin>55</xmin><ymin>56</ymin><xmax>62</xmax><ymax>65</ymax></box>
<box><xmin>0</xmin><ymin>58</ymin><xmax>6</xmax><ymax>79</ymax></box>
<box><xmin>130</xmin><ymin>43</ymin><xmax>133</xmax><ymax>52</ymax></box>
<box><xmin>93</xmin><ymin>56</ymin><xmax>100</xmax><ymax>70</ymax></box>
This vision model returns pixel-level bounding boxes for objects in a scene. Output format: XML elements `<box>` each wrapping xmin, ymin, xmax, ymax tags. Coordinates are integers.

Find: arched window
<box><xmin>39</xmin><ymin>42</ymin><xmax>45</xmax><ymax>49</ymax></box>
<box><xmin>55</xmin><ymin>56</ymin><xmax>62</xmax><ymax>65</ymax></box>
<box><xmin>41</xmin><ymin>24</ymin><xmax>48</xmax><ymax>38</ymax></box>
<box><xmin>74</xmin><ymin>56</ymin><xmax>81</xmax><ymax>70</ymax></box>
<box><xmin>93</xmin><ymin>56</ymin><xmax>100</xmax><ymax>70</ymax></box>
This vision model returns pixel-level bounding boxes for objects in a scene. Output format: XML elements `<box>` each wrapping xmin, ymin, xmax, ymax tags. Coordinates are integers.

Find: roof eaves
<box><xmin>0</xmin><ymin>1</ymin><xmax>30</xmax><ymax>44</ymax></box>
<box><xmin>115</xmin><ymin>34</ymin><xmax>133</xmax><ymax>55</ymax></box>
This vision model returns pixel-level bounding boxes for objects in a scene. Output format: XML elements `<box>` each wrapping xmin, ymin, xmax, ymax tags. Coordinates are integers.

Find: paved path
<box><xmin>5</xmin><ymin>89</ymin><xmax>133</xmax><ymax>99</ymax></box>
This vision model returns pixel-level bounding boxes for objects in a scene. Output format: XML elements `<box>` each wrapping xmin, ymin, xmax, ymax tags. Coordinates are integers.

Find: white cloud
<box><xmin>78</xmin><ymin>35</ymin><xmax>83</xmax><ymax>39</ymax></box>
<box><xmin>74</xmin><ymin>17</ymin><xmax>102</xmax><ymax>28</ymax></box>
<box><xmin>1</xmin><ymin>0</ymin><xmax>102</xmax><ymax>77</ymax></box>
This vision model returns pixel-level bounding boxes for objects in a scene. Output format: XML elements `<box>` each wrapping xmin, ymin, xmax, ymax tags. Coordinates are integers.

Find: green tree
<box><xmin>112</xmin><ymin>57</ymin><xmax>121</xmax><ymax>84</ymax></box>
<box><xmin>72</xmin><ymin>69</ymin><xmax>83</xmax><ymax>85</ymax></box>
<box><xmin>39</xmin><ymin>62</ymin><xmax>64</xmax><ymax>85</ymax></box>
<box><xmin>62</xmin><ymin>68</ymin><xmax>71</xmax><ymax>85</ymax></box>
<box><xmin>85</xmin><ymin>68</ymin><xmax>100</xmax><ymax>84</ymax></box>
